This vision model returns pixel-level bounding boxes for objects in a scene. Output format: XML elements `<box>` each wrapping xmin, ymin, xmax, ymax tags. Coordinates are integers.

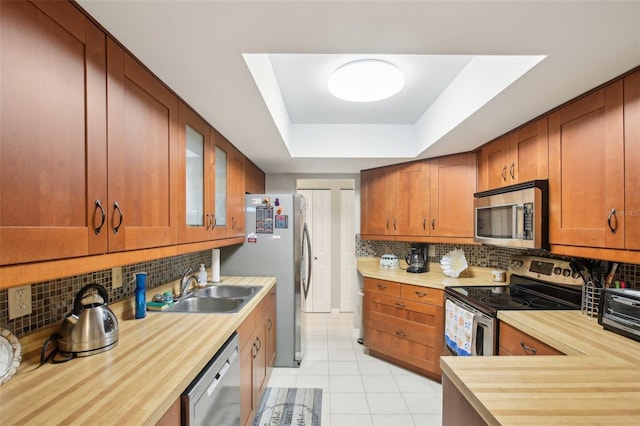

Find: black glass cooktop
<box><xmin>445</xmin><ymin>278</ymin><xmax>582</xmax><ymax>317</ymax></box>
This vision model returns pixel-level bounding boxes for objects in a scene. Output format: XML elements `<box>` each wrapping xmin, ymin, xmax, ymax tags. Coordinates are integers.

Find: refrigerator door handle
<box><xmin>302</xmin><ymin>222</ymin><xmax>312</xmax><ymax>300</ymax></box>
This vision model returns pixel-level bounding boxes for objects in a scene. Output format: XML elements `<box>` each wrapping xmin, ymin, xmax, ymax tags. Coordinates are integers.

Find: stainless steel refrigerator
<box><xmin>220</xmin><ymin>194</ymin><xmax>311</xmax><ymax>367</ymax></box>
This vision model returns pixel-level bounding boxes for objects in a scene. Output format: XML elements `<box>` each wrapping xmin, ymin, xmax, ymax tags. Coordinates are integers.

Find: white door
<box><xmin>340</xmin><ymin>189</ymin><xmax>355</xmax><ymax>312</ymax></box>
<box><xmin>299</xmin><ymin>189</ymin><xmax>332</xmax><ymax>313</ymax></box>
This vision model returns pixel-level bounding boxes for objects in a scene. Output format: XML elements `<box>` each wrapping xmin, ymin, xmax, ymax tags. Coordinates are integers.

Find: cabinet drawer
<box><xmin>366</xmin><ymin>317</ymin><xmax>438</xmax><ymax>347</ymax></box>
<box><xmin>364</xmin><ymin>278</ymin><xmax>401</xmax><ymax>297</ymax></box>
<box><xmin>400</xmin><ymin>285</ymin><xmax>443</xmax><ymax>306</ymax></box>
<box><xmin>499</xmin><ymin>322</ymin><xmax>564</xmax><ymax>356</ymax></box>
<box><xmin>364</xmin><ymin>328</ymin><xmax>438</xmax><ymax>371</ymax></box>
<box><xmin>366</xmin><ymin>293</ymin><xmax>440</xmax><ymax>328</ymax></box>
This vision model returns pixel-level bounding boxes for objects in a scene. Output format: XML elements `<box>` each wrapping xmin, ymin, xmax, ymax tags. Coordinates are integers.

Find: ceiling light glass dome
<box><xmin>328</xmin><ymin>59</ymin><xmax>405</xmax><ymax>102</ymax></box>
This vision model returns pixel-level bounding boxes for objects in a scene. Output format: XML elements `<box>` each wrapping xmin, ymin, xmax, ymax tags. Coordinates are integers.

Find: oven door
<box><xmin>444</xmin><ymin>295</ymin><xmax>496</xmax><ymax>356</ymax></box>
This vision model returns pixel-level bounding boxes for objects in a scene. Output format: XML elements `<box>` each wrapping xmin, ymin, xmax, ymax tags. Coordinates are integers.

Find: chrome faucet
<box><xmin>179</xmin><ymin>268</ymin><xmax>198</xmax><ymax>300</ymax></box>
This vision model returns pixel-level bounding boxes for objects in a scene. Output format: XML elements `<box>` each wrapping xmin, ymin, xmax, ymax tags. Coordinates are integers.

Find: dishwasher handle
<box><xmin>206</xmin><ymin>347</ymin><xmax>237</xmax><ymax>397</ymax></box>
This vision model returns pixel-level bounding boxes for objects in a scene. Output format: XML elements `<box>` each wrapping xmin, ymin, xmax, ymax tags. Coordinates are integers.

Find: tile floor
<box><xmin>266</xmin><ymin>312</ymin><xmax>443</xmax><ymax>426</ymax></box>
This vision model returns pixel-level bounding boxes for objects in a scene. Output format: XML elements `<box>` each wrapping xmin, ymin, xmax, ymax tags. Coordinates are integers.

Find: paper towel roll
<box><xmin>211</xmin><ymin>248</ymin><xmax>221</xmax><ymax>282</ymax></box>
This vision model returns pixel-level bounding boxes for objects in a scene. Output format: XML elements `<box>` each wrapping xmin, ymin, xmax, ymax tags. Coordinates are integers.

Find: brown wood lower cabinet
<box><xmin>239</xmin><ymin>287</ymin><xmax>277</xmax><ymax>426</ymax></box>
<box><xmin>498</xmin><ymin>322</ymin><xmax>564</xmax><ymax>356</ymax></box>
<box><xmin>363</xmin><ymin>278</ymin><xmax>444</xmax><ymax>381</ymax></box>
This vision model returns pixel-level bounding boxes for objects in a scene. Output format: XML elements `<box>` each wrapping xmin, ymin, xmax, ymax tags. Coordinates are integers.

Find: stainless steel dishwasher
<box><xmin>182</xmin><ymin>333</ymin><xmax>240</xmax><ymax>426</ymax></box>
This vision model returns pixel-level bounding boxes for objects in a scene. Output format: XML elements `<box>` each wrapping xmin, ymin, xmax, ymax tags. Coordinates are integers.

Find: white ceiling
<box><xmin>77</xmin><ymin>0</ymin><xmax>640</xmax><ymax>174</ymax></box>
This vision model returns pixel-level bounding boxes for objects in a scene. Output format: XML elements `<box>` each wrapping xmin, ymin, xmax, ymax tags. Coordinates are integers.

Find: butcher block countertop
<box><xmin>356</xmin><ymin>257</ymin><xmax>502</xmax><ymax>288</ymax></box>
<box><xmin>0</xmin><ymin>276</ymin><xmax>276</xmax><ymax>426</ymax></box>
<box><xmin>441</xmin><ymin>310</ymin><xmax>640</xmax><ymax>425</ymax></box>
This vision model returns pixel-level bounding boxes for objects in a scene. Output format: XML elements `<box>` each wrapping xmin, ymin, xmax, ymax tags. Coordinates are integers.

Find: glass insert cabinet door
<box><xmin>215</xmin><ymin>145</ymin><xmax>227</xmax><ymax>227</ymax></box>
<box><xmin>185</xmin><ymin>124</ymin><xmax>205</xmax><ymax>227</ymax></box>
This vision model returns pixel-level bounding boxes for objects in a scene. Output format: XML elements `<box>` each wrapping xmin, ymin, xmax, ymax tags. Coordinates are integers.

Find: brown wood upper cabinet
<box><xmin>548</xmin><ymin>80</ymin><xmax>625</xmax><ymax>249</ymax></box>
<box><xmin>0</xmin><ymin>1</ymin><xmax>108</xmax><ymax>265</ymax></box>
<box><xmin>429</xmin><ymin>153</ymin><xmax>476</xmax><ymax>238</ymax></box>
<box><xmin>178</xmin><ymin>103</ymin><xmax>217</xmax><ymax>243</ymax></box>
<box><xmin>212</xmin><ymin>131</ymin><xmax>246</xmax><ymax>239</ymax></box>
<box><xmin>477</xmin><ymin>117</ymin><xmax>548</xmax><ymax>192</ymax></box>
<box><xmin>361</xmin><ymin>153</ymin><xmax>475</xmax><ymax>240</ymax></box>
<box><xmin>106</xmin><ymin>39</ymin><xmax>179</xmax><ymax>252</ymax></box>
<box><xmin>245</xmin><ymin>159</ymin><xmax>266</xmax><ymax>194</ymax></box>
<box><xmin>624</xmin><ymin>70</ymin><xmax>640</xmax><ymax>250</ymax></box>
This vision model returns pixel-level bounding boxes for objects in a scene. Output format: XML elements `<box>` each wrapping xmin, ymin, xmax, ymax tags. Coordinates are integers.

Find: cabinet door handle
<box><xmin>501</xmin><ymin>166</ymin><xmax>507</xmax><ymax>181</ymax></box>
<box><xmin>252</xmin><ymin>342</ymin><xmax>258</xmax><ymax>358</ymax></box>
<box><xmin>94</xmin><ymin>199</ymin><xmax>106</xmax><ymax>235</ymax></box>
<box><xmin>415</xmin><ymin>291</ymin><xmax>427</xmax><ymax>298</ymax></box>
<box><xmin>386</xmin><ymin>219</ymin><xmax>389</xmax><ymax>230</ymax></box>
<box><xmin>395</xmin><ymin>331</ymin><xmax>406</xmax><ymax>338</ymax></box>
<box><xmin>422</xmin><ymin>219</ymin><xmax>426</xmax><ymax>230</ymax></box>
<box><xmin>519</xmin><ymin>341</ymin><xmax>537</xmax><ymax>355</ymax></box>
<box><xmin>211</xmin><ymin>214</ymin><xmax>217</xmax><ymax>229</ymax></box>
<box><xmin>112</xmin><ymin>201</ymin><xmax>124</xmax><ymax>234</ymax></box>
<box><xmin>267</xmin><ymin>318</ymin><xmax>272</xmax><ymax>330</ymax></box>
<box><xmin>510</xmin><ymin>163</ymin><xmax>515</xmax><ymax>180</ymax></box>
<box><xmin>431</xmin><ymin>219</ymin><xmax>435</xmax><ymax>230</ymax></box>
<box><xmin>607</xmin><ymin>208</ymin><xmax>617</xmax><ymax>234</ymax></box>
<box><xmin>205</xmin><ymin>213</ymin><xmax>210</xmax><ymax>230</ymax></box>
<box><xmin>256</xmin><ymin>336</ymin><xmax>262</xmax><ymax>351</ymax></box>
<box><xmin>395</xmin><ymin>302</ymin><xmax>406</xmax><ymax>308</ymax></box>
<box><xmin>376</xmin><ymin>284</ymin><xmax>387</xmax><ymax>290</ymax></box>
<box><xmin>393</xmin><ymin>219</ymin><xmax>397</xmax><ymax>230</ymax></box>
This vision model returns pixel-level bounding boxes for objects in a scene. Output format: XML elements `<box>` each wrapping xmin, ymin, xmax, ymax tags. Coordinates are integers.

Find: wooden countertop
<box><xmin>440</xmin><ymin>311</ymin><xmax>640</xmax><ymax>425</ymax></box>
<box><xmin>357</xmin><ymin>257</ymin><xmax>503</xmax><ymax>288</ymax></box>
<box><xmin>0</xmin><ymin>276</ymin><xmax>276</xmax><ymax>425</ymax></box>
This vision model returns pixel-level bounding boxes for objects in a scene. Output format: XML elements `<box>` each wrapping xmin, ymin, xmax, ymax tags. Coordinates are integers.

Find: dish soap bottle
<box><xmin>134</xmin><ymin>272</ymin><xmax>147</xmax><ymax>319</ymax></box>
<box><xmin>198</xmin><ymin>264</ymin><xmax>207</xmax><ymax>286</ymax></box>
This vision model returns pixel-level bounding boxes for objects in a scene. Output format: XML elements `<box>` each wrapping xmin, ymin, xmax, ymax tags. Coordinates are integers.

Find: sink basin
<box><xmin>161</xmin><ymin>285</ymin><xmax>263</xmax><ymax>313</ymax></box>
<box><xmin>195</xmin><ymin>285</ymin><xmax>261</xmax><ymax>298</ymax></box>
<box><xmin>166</xmin><ymin>296</ymin><xmax>245</xmax><ymax>313</ymax></box>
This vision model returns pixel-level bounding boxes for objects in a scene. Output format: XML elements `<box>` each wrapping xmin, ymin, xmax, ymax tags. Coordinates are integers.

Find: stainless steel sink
<box><xmin>166</xmin><ymin>296</ymin><xmax>244</xmax><ymax>313</ymax></box>
<box><xmin>195</xmin><ymin>285</ymin><xmax>261</xmax><ymax>299</ymax></box>
<box><xmin>163</xmin><ymin>285</ymin><xmax>263</xmax><ymax>313</ymax></box>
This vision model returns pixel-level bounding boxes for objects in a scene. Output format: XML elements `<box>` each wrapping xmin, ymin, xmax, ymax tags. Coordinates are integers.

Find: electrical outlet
<box><xmin>428</xmin><ymin>245</ymin><xmax>436</xmax><ymax>257</ymax></box>
<box><xmin>8</xmin><ymin>285</ymin><xmax>32</xmax><ymax>320</ymax></box>
<box><xmin>112</xmin><ymin>267</ymin><xmax>123</xmax><ymax>289</ymax></box>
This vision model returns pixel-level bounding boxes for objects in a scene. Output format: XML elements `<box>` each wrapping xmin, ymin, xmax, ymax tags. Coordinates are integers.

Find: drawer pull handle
<box><xmin>519</xmin><ymin>341</ymin><xmax>537</xmax><ymax>355</ymax></box>
<box><xmin>415</xmin><ymin>291</ymin><xmax>427</xmax><ymax>297</ymax></box>
<box><xmin>395</xmin><ymin>331</ymin><xmax>406</xmax><ymax>337</ymax></box>
<box><xmin>377</xmin><ymin>284</ymin><xmax>387</xmax><ymax>290</ymax></box>
<box><xmin>395</xmin><ymin>302</ymin><xmax>406</xmax><ymax>308</ymax></box>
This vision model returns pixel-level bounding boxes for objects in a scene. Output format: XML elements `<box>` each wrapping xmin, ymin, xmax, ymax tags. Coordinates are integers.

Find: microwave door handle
<box><xmin>514</xmin><ymin>205</ymin><xmax>524</xmax><ymax>239</ymax></box>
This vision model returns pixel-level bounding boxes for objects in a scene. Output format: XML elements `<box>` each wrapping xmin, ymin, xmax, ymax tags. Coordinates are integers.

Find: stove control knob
<box><xmin>562</xmin><ymin>268</ymin><xmax>571</xmax><ymax>277</ymax></box>
<box><xmin>553</xmin><ymin>267</ymin><xmax>562</xmax><ymax>275</ymax></box>
<box><xmin>572</xmin><ymin>271</ymin><xmax>581</xmax><ymax>279</ymax></box>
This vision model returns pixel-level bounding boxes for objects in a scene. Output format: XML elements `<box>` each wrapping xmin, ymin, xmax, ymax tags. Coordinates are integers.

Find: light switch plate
<box><xmin>8</xmin><ymin>285</ymin><xmax>32</xmax><ymax>320</ymax></box>
<box><xmin>112</xmin><ymin>267</ymin><xmax>123</xmax><ymax>289</ymax></box>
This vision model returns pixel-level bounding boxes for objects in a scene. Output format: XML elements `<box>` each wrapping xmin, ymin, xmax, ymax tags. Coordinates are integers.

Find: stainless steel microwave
<box><xmin>473</xmin><ymin>180</ymin><xmax>548</xmax><ymax>250</ymax></box>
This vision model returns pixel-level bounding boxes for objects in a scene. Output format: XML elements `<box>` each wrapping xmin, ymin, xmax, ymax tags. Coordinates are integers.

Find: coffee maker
<box><xmin>405</xmin><ymin>243</ymin><xmax>429</xmax><ymax>273</ymax></box>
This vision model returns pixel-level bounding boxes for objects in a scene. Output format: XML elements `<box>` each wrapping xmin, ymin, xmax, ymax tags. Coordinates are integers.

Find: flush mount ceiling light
<box><xmin>328</xmin><ymin>59</ymin><xmax>405</xmax><ymax>102</ymax></box>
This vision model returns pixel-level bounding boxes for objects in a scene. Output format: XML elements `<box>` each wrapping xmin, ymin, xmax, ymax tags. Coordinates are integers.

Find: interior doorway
<box><xmin>297</xmin><ymin>179</ymin><xmax>356</xmax><ymax>313</ymax></box>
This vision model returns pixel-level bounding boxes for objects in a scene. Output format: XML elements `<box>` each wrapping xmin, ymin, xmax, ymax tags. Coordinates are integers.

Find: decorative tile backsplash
<box><xmin>2</xmin><ymin>237</ymin><xmax>638</xmax><ymax>339</ymax></box>
<box><xmin>356</xmin><ymin>235</ymin><xmax>639</xmax><ymax>287</ymax></box>
<box><xmin>0</xmin><ymin>251</ymin><xmax>211</xmax><ymax>338</ymax></box>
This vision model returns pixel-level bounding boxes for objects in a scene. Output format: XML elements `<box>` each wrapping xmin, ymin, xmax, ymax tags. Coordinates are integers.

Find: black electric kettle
<box><xmin>57</xmin><ymin>283</ymin><xmax>119</xmax><ymax>358</ymax></box>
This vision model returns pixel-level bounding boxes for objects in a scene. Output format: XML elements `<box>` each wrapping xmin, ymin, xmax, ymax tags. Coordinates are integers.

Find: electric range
<box><xmin>444</xmin><ymin>255</ymin><xmax>585</xmax><ymax>356</ymax></box>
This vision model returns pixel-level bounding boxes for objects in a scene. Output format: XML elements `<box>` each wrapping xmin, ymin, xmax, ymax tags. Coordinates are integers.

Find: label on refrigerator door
<box><xmin>275</xmin><ymin>215</ymin><xmax>288</xmax><ymax>229</ymax></box>
<box><xmin>247</xmin><ymin>233</ymin><xmax>257</xmax><ymax>243</ymax></box>
<box><xmin>256</xmin><ymin>206</ymin><xmax>273</xmax><ymax>234</ymax></box>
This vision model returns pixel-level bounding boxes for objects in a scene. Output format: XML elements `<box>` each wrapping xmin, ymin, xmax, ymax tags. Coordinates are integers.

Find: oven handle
<box><xmin>471</xmin><ymin>314</ymin><xmax>480</xmax><ymax>356</ymax></box>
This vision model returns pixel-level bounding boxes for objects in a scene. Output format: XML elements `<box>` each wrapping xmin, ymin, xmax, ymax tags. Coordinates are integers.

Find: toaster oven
<box><xmin>598</xmin><ymin>288</ymin><xmax>640</xmax><ymax>342</ymax></box>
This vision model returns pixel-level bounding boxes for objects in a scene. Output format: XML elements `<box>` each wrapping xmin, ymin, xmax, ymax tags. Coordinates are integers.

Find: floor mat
<box><xmin>253</xmin><ymin>387</ymin><xmax>322</xmax><ymax>426</ymax></box>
